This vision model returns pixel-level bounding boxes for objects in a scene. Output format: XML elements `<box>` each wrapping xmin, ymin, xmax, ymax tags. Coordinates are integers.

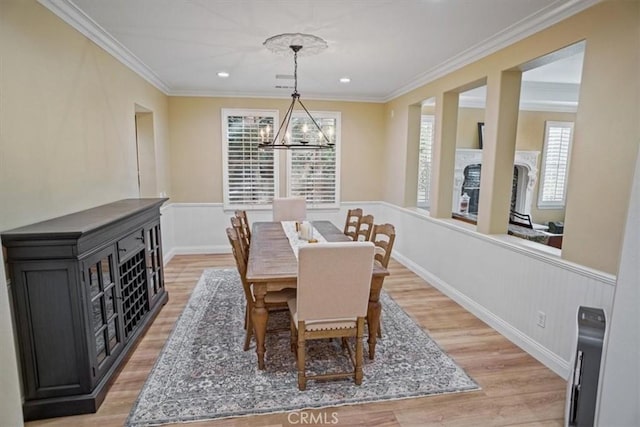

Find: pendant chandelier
<box><xmin>259</xmin><ymin>33</ymin><xmax>334</xmax><ymax>150</ymax></box>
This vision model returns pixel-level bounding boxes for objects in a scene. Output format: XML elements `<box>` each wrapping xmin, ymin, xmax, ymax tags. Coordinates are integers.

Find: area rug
<box><xmin>126</xmin><ymin>268</ymin><xmax>479</xmax><ymax>426</ymax></box>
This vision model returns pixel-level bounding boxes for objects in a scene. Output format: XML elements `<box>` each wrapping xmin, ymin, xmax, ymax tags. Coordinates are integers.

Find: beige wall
<box><xmin>0</xmin><ymin>0</ymin><xmax>171</xmax><ymax>231</ymax></box>
<box><xmin>383</xmin><ymin>0</ymin><xmax>639</xmax><ymax>274</ymax></box>
<box><xmin>168</xmin><ymin>97</ymin><xmax>386</xmax><ymax>203</ymax></box>
<box><xmin>0</xmin><ymin>0</ymin><xmax>172</xmax><ymax>421</ymax></box>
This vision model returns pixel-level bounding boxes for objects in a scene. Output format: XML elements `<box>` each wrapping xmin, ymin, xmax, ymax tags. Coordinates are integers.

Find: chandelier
<box><xmin>259</xmin><ymin>33</ymin><xmax>335</xmax><ymax>150</ymax></box>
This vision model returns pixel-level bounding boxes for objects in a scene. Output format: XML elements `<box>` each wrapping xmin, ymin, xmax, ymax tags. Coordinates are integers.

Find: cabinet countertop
<box><xmin>1</xmin><ymin>198</ymin><xmax>168</xmax><ymax>241</ymax></box>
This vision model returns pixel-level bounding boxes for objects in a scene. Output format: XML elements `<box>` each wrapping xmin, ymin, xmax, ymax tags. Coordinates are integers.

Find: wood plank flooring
<box><xmin>26</xmin><ymin>254</ymin><xmax>567</xmax><ymax>427</ymax></box>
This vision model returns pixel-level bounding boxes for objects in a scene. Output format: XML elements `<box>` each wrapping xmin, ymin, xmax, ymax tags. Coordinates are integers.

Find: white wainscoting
<box><xmin>160</xmin><ymin>201</ymin><xmax>616</xmax><ymax>379</ymax></box>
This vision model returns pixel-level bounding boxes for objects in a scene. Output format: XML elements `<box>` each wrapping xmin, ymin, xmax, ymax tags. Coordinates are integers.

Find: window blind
<box><xmin>417</xmin><ymin>115</ymin><xmax>435</xmax><ymax>208</ymax></box>
<box><xmin>287</xmin><ymin>113</ymin><xmax>340</xmax><ymax>207</ymax></box>
<box><xmin>222</xmin><ymin>110</ymin><xmax>277</xmax><ymax>208</ymax></box>
<box><xmin>539</xmin><ymin>121</ymin><xmax>574</xmax><ymax>208</ymax></box>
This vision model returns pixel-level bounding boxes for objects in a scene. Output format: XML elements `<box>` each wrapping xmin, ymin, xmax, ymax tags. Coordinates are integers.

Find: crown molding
<box><xmin>459</xmin><ymin>81</ymin><xmax>580</xmax><ymax>112</ymax></box>
<box><xmin>38</xmin><ymin>0</ymin><xmax>599</xmax><ymax>102</ymax></box>
<box><xmin>383</xmin><ymin>0</ymin><xmax>601</xmax><ymax>102</ymax></box>
<box><xmin>167</xmin><ymin>89</ymin><xmax>386</xmax><ymax>103</ymax></box>
<box><xmin>37</xmin><ymin>0</ymin><xmax>171</xmax><ymax>94</ymax></box>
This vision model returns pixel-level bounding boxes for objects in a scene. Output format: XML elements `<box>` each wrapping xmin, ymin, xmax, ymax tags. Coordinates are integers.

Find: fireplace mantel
<box><xmin>453</xmin><ymin>149</ymin><xmax>540</xmax><ymax>214</ymax></box>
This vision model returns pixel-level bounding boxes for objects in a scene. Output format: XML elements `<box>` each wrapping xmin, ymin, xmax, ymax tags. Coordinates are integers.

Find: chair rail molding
<box><xmin>159</xmin><ymin>200</ymin><xmax>615</xmax><ymax>379</ymax></box>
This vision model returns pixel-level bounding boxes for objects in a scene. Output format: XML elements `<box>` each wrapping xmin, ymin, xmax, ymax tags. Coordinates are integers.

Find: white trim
<box><xmin>159</xmin><ymin>201</ymin><xmax>617</xmax><ymax>379</ymax></box>
<box><xmin>381</xmin><ymin>201</ymin><xmax>616</xmax><ymax>285</ymax></box>
<box><xmin>393</xmin><ymin>250</ymin><xmax>571</xmax><ymax>378</ymax></box>
<box><xmin>38</xmin><ymin>0</ymin><xmax>600</xmax><ymax>103</ymax></box>
<box><xmin>384</xmin><ymin>0</ymin><xmax>600</xmax><ymax>102</ymax></box>
<box><xmin>37</xmin><ymin>0</ymin><xmax>171</xmax><ymax>94</ymax></box>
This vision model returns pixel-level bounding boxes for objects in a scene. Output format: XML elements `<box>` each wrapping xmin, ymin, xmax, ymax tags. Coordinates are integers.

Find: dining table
<box><xmin>245</xmin><ymin>220</ymin><xmax>390</xmax><ymax>370</ymax></box>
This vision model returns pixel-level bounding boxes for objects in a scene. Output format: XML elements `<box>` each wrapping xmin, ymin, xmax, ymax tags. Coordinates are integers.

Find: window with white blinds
<box><xmin>417</xmin><ymin>115</ymin><xmax>435</xmax><ymax>208</ymax></box>
<box><xmin>222</xmin><ymin>109</ymin><xmax>278</xmax><ymax>209</ymax></box>
<box><xmin>538</xmin><ymin>121</ymin><xmax>574</xmax><ymax>208</ymax></box>
<box><xmin>286</xmin><ymin>111</ymin><xmax>341</xmax><ymax>208</ymax></box>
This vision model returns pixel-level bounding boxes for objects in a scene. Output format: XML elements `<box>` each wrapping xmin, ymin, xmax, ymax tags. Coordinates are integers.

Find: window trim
<box><xmin>537</xmin><ymin>120</ymin><xmax>574</xmax><ymax>209</ymax></box>
<box><xmin>221</xmin><ymin>108</ymin><xmax>280</xmax><ymax>210</ymax></box>
<box><xmin>285</xmin><ymin>110</ymin><xmax>341</xmax><ymax>209</ymax></box>
<box><xmin>417</xmin><ymin>114</ymin><xmax>435</xmax><ymax>209</ymax></box>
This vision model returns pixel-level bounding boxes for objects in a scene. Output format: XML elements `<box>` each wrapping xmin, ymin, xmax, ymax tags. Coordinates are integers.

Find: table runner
<box><xmin>280</xmin><ymin>221</ymin><xmax>327</xmax><ymax>258</ymax></box>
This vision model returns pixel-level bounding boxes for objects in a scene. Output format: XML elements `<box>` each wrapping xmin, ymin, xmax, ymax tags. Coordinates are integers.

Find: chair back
<box><xmin>225</xmin><ymin>227</ymin><xmax>253</xmax><ymax>305</ymax></box>
<box><xmin>297</xmin><ymin>242</ymin><xmax>374</xmax><ymax>324</ymax></box>
<box><xmin>273</xmin><ymin>197</ymin><xmax>307</xmax><ymax>222</ymax></box>
<box><xmin>230</xmin><ymin>216</ymin><xmax>250</xmax><ymax>263</ymax></box>
<box><xmin>234</xmin><ymin>210</ymin><xmax>251</xmax><ymax>242</ymax></box>
<box><xmin>343</xmin><ymin>208</ymin><xmax>363</xmax><ymax>240</ymax></box>
<box><xmin>355</xmin><ymin>214</ymin><xmax>374</xmax><ymax>241</ymax></box>
<box><xmin>370</xmin><ymin>223</ymin><xmax>396</xmax><ymax>268</ymax></box>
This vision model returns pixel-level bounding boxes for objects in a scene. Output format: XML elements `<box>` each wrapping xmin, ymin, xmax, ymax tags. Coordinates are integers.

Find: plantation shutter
<box><xmin>222</xmin><ymin>110</ymin><xmax>277</xmax><ymax>208</ymax></box>
<box><xmin>417</xmin><ymin>115</ymin><xmax>435</xmax><ymax>208</ymax></box>
<box><xmin>287</xmin><ymin>112</ymin><xmax>340</xmax><ymax>207</ymax></box>
<box><xmin>539</xmin><ymin>121</ymin><xmax>574</xmax><ymax>207</ymax></box>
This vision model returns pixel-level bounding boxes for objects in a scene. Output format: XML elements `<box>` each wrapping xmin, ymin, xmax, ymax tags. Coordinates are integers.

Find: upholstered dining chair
<box><xmin>234</xmin><ymin>209</ymin><xmax>251</xmax><ymax>243</ymax></box>
<box><xmin>343</xmin><ymin>208</ymin><xmax>363</xmax><ymax>240</ymax></box>
<box><xmin>230</xmin><ymin>216</ymin><xmax>249</xmax><ymax>264</ymax></box>
<box><xmin>369</xmin><ymin>223</ymin><xmax>396</xmax><ymax>338</ymax></box>
<box><xmin>226</xmin><ymin>228</ymin><xmax>295</xmax><ymax>351</ymax></box>
<box><xmin>355</xmin><ymin>214</ymin><xmax>374</xmax><ymax>242</ymax></box>
<box><xmin>288</xmin><ymin>241</ymin><xmax>375</xmax><ymax>390</ymax></box>
<box><xmin>272</xmin><ymin>197</ymin><xmax>307</xmax><ymax>222</ymax></box>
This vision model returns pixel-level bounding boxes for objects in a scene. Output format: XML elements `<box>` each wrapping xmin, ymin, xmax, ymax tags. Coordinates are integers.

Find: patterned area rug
<box><xmin>126</xmin><ymin>269</ymin><xmax>479</xmax><ymax>426</ymax></box>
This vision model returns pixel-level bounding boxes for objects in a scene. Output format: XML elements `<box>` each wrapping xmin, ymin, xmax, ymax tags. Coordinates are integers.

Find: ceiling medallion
<box><xmin>263</xmin><ymin>33</ymin><xmax>328</xmax><ymax>56</ymax></box>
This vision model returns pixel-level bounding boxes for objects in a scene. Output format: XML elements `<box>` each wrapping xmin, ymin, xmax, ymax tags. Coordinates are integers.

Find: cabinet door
<box><xmin>145</xmin><ymin>221</ymin><xmax>165</xmax><ymax>308</ymax></box>
<box><xmin>83</xmin><ymin>248</ymin><xmax>124</xmax><ymax>385</ymax></box>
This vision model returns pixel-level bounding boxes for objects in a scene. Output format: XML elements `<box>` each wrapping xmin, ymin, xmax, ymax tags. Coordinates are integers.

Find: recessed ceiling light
<box><xmin>217</xmin><ymin>71</ymin><xmax>229</xmax><ymax>78</ymax></box>
<box><xmin>339</xmin><ymin>77</ymin><xmax>351</xmax><ymax>83</ymax></box>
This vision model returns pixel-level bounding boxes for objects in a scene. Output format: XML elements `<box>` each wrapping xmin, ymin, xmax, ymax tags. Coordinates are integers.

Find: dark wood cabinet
<box><xmin>1</xmin><ymin>198</ymin><xmax>168</xmax><ymax>421</ymax></box>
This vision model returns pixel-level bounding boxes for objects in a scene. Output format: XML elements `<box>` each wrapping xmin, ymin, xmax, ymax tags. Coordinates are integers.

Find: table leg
<box><xmin>252</xmin><ymin>284</ymin><xmax>268</xmax><ymax>370</ymax></box>
<box><xmin>367</xmin><ymin>276</ymin><xmax>384</xmax><ymax>360</ymax></box>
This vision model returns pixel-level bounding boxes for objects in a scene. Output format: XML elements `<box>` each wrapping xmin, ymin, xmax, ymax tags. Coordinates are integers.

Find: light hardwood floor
<box><xmin>27</xmin><ymin>254</ymin><xmax>567</xmax><ymax>427</ymax></box>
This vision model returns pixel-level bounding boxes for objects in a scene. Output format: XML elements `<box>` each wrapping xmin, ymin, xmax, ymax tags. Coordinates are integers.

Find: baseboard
<box><xmin>393</xmin><ymin>250</ymin><xmax>571</xmax><ymax>379</ymax></box>
<box><xmin>163</xmin><ymin>245</ymin><xmax>231</xmax><ymax>265</ymax></box>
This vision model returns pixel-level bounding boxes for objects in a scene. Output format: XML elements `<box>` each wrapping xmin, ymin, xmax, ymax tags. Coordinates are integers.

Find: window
<box><xmin>286</xmin><ymin>111</ymin><xmax>341</xmax><ymax>208</ymax></box>
<box><xmin>222</xmin><ymin>109</ymin><xmax>278</xmax><ymax>209</ymax></box>
<box><xmin>417</xmin><ymin>115</ymin><xmax>435</xmax><ymax>208</ymax></box>
<box><xmin>538</xmin><ymin>121</ymin><xmax>574</xmax><ymax>208</ymax></box>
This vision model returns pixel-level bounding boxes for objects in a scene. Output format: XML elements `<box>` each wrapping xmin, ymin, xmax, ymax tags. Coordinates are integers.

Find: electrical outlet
<box><xmin>537</xmin><ymin>311</ymin><xmax>546</xmax><ymax>328</ymax></box>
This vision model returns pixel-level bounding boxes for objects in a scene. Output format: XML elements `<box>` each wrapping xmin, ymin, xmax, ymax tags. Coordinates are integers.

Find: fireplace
<box><xmin>453</xmin><ymin>149</ymin><xmax>540</xmax><ymax>215</ymax></box>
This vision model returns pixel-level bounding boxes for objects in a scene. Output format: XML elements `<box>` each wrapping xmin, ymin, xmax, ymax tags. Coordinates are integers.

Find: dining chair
<box><xmin>369</xmin><ymin>223</ymin><xmax>396</xmax><ymax>338</ymax></box>
<box><xmin>355</xmin><ymin>214</ymin><xmax>374</xmax><ymax>241</ymax></box>
<box><xmin>370</xmin><ymin>223</ymin><xmax>396</xmax><ymax>269</ymax></box>
<box><xmin>230</xmin><ymin>216</ymin><xmax>249</xmax><ymax>264</ymax></box>
<box><xmin>272</xmin><ymin>196</ymin><xmax>307</xmax><ymax>222</ymax></box>
<box><xmin>234</xmin><ymin>209</ymin><xmax>251</xmax><ymax>243</ymax></box>
<box><xmin>226</xmin><ymin>227</ymin><xmax>295</xmax><ymax>351</ymax></box>
<box><xmin>288</xmin><ymin>241</ymin><xmax>375</xmax><ymax>390</ymax></box>
<box><xmin>343</xmin><ymin>208</ymin><xmax>363</xmax><ymax>240</ymax></box>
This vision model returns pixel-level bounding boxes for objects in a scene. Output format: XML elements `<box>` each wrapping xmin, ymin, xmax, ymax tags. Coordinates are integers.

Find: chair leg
<box><xmin>243</xmin><ymin>305</ymin><xmax>248</xmax><ymax>330</ymax></box>
<box><xmin>243</xmin><ymin>306</ymin><xmax>253</xmax><ymax>351</ymax></box>
<box><xmin>377</xmin><ymin>318</ymin><xmax>382</xmax><ymax>338</ymax></box>
<box><xmin>290</xmin><ymin>317</ymin><xmax>296</xmax><ymax>353</ymax></box>
<box><xmin>355</xmin><ymin>318</ymin><xmax>364</xmax><ymax>385</ymax></box>
<box><xmin>297</xmin><ymin>322</ymin><xmax>307</xmax><ymax>391</ymax></box>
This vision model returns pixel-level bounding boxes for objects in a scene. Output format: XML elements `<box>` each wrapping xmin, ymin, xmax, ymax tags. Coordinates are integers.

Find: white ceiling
<box><xmin>40</xmin><ymin>0</ymin><xmax>596</xmax><ymax>103</ymax></box>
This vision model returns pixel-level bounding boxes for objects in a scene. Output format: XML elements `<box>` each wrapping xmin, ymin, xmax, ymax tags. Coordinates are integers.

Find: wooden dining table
<box><xmin>246</xmin><ymin>220</ymin><xmax>390</xmax><ymax>370</ymax></box>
